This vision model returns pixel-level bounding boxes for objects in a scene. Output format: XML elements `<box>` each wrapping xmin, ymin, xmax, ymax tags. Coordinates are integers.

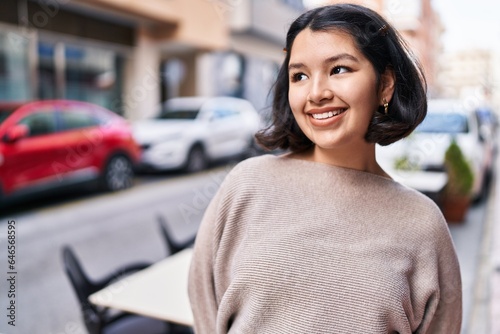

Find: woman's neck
<box><xmin>288</xmin><ymin>143</ymin><xmax>390</xmax><ymax>178</ymax></box>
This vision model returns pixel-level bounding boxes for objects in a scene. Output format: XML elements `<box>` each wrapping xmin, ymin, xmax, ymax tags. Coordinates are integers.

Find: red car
<box><xmin>0</xmin><ymin>100</ymin><xmax>141</xmax><ymax>204</ymax></box>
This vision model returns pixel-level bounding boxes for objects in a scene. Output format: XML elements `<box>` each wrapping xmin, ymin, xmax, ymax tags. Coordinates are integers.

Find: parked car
<box><xmin>0</xmin><ymin>100</ymin><xmax>141</xmax><ymax>204</ymax></box>
<box><xmin>133</xmin><ymin>96</ymin><xmax>262</xmax><ymax>173</ymax></box>
<box><xmin>475</xmin><ymin>105</ymin><xmax>498</xmax><ymax>152</ymax></box>
<box><xmin>377</xmin><ymin>99</ymin><xmax>494</xmax><ymax>201</ymax></box>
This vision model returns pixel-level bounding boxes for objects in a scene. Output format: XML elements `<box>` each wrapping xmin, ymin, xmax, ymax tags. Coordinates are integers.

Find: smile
<box><xmin>310</xmin><ymin>108</ymin><xmax>346</xmax><ymax>120</ymax></box>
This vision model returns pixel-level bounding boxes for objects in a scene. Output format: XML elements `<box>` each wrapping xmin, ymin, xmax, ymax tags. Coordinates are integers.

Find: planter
<box><xmin>441</xmin><ymin>139</ymin><xmax>474</xmax><ymax>223</ymax></box>
<box><xmin>441</xmin><ymin>196</ymin><xmax>471</xmax><ymax>223</ymax></box>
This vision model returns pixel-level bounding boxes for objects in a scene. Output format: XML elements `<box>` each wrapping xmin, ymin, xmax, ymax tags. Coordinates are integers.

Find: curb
<box><xmin>466</xmin><ymin>154</ymin><xmax>499</xmax><ymax>333</ymax></box>
<box><xmin>490</xmin><ymin>178</ymin><xmax>500</xmax><ymax>334</ymax></box>
<box><xmin>492</xmin><ymin>268</ymin><xmax>500</xmax><ymax>334</ymax></box>
<box><xmin>489</xmin><ymin>156</ymin><xmax>500</xmax><ymax>334</ymax></box>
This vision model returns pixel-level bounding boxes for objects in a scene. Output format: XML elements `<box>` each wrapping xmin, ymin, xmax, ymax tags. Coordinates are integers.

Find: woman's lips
<box><xmin>310</xmin><ymin>108</ymin><xmax>346</xmax><ymax>120</ymax></box>
<box><xmin>307</xmin><ymin>107</ymin><xmax>347</xmax><ymax>126</ymax></box>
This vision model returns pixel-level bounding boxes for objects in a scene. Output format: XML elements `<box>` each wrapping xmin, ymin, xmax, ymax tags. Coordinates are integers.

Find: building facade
<box><xmin>437</xmin><ymin>50</ymin><xmax>499</xmax><ymax>110</ymax></box>
<box><xmin>0</xmin><ymin>0</ymin><xmax>447</xmax><ymax>121</ymax></box>
<box><xmin>0</xmin><ymin>0</ymin><xmax>307</xmax><ymax>120</ymax></box>
<box><xmin>196</xmin><ymin>0</ymin><xmax>305</xmax><ymax>118</ymax></box>
<box><xmin>0</xmin><ymin>0</ymin><xmax>228</xmax><ymax>120</ymax></box>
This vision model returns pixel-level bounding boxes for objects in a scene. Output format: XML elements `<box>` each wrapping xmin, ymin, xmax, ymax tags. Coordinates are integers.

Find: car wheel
<box><xmin>185</xmin><ymin>146</ymin><xmax>207</xmax><ymax>173</ymax></box>
<box><xmin>101</xmin><ymin>155</ymin><xmax>134</xmax><ymax>192</ymax></box>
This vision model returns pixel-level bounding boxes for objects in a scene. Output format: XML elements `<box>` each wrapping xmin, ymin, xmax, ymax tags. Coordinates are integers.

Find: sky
<box><xmin>426</xmin><ymin>0</ymin><xmax>500</xmax><ymax>52</ymax></box>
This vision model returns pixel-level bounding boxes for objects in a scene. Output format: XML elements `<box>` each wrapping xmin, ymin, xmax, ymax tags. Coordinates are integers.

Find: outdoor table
<box><xmin>89</xmin><ymin>248</ymin><xmax>194</xmax><ymax>327</ymax></box>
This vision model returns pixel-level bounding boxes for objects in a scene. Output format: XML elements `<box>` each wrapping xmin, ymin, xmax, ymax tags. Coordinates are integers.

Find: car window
<box><xmin>0</xmin><ymin>106</ymin><xmax>17</xmax><ymax>125</ymax></box>
<box><xmin>159</xmin><ymin>109</ymin><xmax>199</xmax><ymax>120</ymax></box>
<box><xmin>18</xmin><ymin>111</ymin><xmax>57</xmax><ymax>137</ymax></box>
<box><xmin>417</xmin><ymin>113</ymin><xmax>469</xmax><ymax>134</ymax></box>
<box><xmin>0</xmin><ymin>112</ymin><xmax>12</xmax><ymax>125</ymax></box>
<box><xmin>59</xmin><ymin>107</ymin><xmax>100</xmax><ymax>131</ymax></box>
<box><xmin>211</xmin><ymin>109</ymin><xmax>240</xmax><ymax>120</ymax></box>
<box><xmin>0</xmin><ymin>111</ymin><xmax>10</xmax><ymax>124</ymax></box>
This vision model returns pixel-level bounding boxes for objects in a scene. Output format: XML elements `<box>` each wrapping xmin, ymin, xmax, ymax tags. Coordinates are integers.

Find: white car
<box><xmin>133</xmin><ymin>96</ymin><xmax>262</xmax><ymax>172</ymax></box>
<box><xmin>377</xmin><ymin>99</ymin><xmax>494</xmax><ymax>200</ymax></box>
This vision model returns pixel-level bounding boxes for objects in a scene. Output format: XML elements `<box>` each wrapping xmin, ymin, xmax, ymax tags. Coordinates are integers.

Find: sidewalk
<box><xmin>490</xmin><ymin>169</ymin><xmax>500</xmax><ymax>333</ymax></box>
<box><xmin>492</xmin><ymin>241</ymin><xmax>500</xmax><ymax>333</ymax></box>
<box><xmin>467</xmin><ymin>155</ymin><xmax>500</xmax><ymax>333</ymax></box>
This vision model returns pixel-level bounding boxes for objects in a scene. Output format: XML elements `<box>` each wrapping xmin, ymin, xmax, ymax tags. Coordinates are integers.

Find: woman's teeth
<box><xmin>311</xmin><ymin>109</ymin><xmax>346</xmax><ymax>120</ymax></box>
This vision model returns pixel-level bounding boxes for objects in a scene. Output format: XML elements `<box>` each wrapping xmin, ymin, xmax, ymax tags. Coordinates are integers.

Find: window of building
<box><xmin>211</xmin><ymin>53</ymin><xmax>245</xmax><ymax>98</ymax></box>
<box><xmin>161</xmin><ymin>58</ymin><xmax>187</xmax><ymax>101</ymax></box>
<box><xmin>0</xmin><ymin>32</ymin><xmax>31</xmax><ymax>101</ymax></box>
<box><xmin>38</xmin><ymin>42</ymin><xmax>57</xmax><ymax>100</ymax></box>
<box><xmin>65</xmin><ymin>45</ymin><xmax>124</xmax><ymax>114</ymax></box>
<box><xmin>36</xmin><ymin>41</ymin><xmax>125</xmax><ymax>114</ymax></box>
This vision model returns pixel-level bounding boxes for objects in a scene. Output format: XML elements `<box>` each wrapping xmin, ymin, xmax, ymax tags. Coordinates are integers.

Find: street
<box><xmin>0</xmin><ymin>159</ymin><xmax>494</xmax><ymax>334</ymax></box>
<box><xmin>0</xmin><ymin>163</ymin><xmax>234</xmax><ymax>334</ymax></box>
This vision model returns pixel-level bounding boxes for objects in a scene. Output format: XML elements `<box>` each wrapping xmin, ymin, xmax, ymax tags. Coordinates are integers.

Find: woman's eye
<box><xmin>331</xmin><ymin>66</ymin><xmax>349</xmax><ymax>75</ymax></box>
<box><xmin>291</xmin><ymin>73</ymin><xmax>308</xmax><ymax>82</ymax></box>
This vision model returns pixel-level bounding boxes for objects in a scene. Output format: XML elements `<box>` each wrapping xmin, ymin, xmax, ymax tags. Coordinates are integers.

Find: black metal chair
<box><xmin>61</xmin><ymin>245</ymin><xmax>171</xmax><ymax>334</ymax></box>
<box><xmin>157</xmin><ymin>214</ymin><xmax>196</xmax><ymax>256</ymax></box>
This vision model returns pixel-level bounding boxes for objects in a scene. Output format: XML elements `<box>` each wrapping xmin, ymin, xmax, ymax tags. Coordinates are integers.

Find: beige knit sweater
<box><xmin>188</xmin><ymin>155</ymin><xmax>462</xmax><ymax>334</ymax></box>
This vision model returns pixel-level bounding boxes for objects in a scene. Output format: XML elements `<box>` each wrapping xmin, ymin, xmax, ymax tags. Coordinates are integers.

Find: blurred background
<box><xmin>2</xmin><ymin>0</ymin><xmax>499</xmax><ymax>117</ymax></box>
<box><xmin>0</xmin><ymin>0</ymin><xmax>499</xmax><ymax>333</ymax></box>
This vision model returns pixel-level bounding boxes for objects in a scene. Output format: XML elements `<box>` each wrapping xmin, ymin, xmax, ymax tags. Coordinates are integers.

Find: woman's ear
<box><xmin>378</xmin><ymin>67</ymin><xmax>395</xmax><ymax>102</ymax></box>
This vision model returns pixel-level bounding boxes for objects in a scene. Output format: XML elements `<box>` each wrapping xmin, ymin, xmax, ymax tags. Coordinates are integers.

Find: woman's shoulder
<box><xmin>226</xmin><ymin>154</ymin><xmax>286</xmax><ymax>179</ymax></box>
<box><xmin>393</xmin><ymin>181</ymin><xmax>443</xmax><ymax>216</ymax></box>
<box><xmin>233</xmin><ymin>154</ymin><xmax>284</xmax><ymax>169</ymax></box>
<box><xmin>389</xmin><ymin>181</ymin><xmax>451</xmax><ymax>238</ymax></box>
<box><xmin>215</xmin><ymin>155</ymin><xmax>280</xmax><ymax>191</ymax></box>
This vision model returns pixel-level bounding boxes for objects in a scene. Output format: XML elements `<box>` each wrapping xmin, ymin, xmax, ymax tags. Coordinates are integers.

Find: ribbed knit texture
<box><xmin>188</xmin><ymin>155</ymin><xmax>462</xmax><ymax>334</ymax></box>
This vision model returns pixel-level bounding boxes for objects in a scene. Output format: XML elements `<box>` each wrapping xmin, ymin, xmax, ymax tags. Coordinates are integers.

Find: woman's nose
<box><xmin>307</xmin><ymin>77</ymin><xmax>334</xmax><ymax>104</ymax></box>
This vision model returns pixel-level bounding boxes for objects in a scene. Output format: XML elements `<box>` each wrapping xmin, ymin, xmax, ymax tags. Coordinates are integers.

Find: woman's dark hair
<box><xmin>255</xmin><ymin>4</ymin><xmax>427</xmax><ymax>152</ymax></box>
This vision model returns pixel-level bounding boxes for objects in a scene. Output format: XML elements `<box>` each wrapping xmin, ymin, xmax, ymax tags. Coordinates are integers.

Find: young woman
<box><xmin>188</xmin><ymin>4</ymin><xmax>462</xmax><ymax>333</ymax></box>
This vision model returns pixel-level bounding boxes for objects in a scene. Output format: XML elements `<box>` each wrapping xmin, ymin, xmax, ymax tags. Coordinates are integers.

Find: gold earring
<box><xmin>383</xmin><ymin>98</ymin><xmax>389</xmax><ymax>114</ymax></box>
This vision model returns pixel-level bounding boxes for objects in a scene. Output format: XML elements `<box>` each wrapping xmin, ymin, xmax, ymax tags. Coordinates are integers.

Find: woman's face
<box><xmin>288</xmin><ymin>28</ymin><xmax>382</xmax><ymax>151</ymax></box>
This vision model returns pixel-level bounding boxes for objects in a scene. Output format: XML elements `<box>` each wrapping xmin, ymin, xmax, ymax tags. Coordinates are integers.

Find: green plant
<box><xmin>443</xmin><ymin>139</ymin><xmax>474</xmax><ymax>197</ymax></box>
<box><xmin>394</xmin><ymin>155</ymin><xmax>418</xmax><ymax>171</ymax></box>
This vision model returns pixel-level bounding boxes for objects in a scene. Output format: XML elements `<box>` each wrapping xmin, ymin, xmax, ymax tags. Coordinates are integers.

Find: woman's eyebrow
<box><xmin>288</xmin><ymin>53</ymin><xmax>359</xmax><ymax>71</ymax></box>
<box><xmin>288</xmin><ymin>62</ymin><xmax>306</xmax><ymax>71</ymax></box>
<box><xmin>324</xmin><ymin>53</ymin><xmax>359</xmax><ymax>64</ymax></box>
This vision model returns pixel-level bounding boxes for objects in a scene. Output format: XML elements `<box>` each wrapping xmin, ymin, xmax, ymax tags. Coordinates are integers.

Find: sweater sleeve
<box><xmin>188</xmin><ymin>180</ymin><xmax>223</xmax><ymax>334</ymax></box>
<box><xmin>421</xmin><ymin>217</ymin><xmax>463</xmax><ymax>334</ymax></box>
